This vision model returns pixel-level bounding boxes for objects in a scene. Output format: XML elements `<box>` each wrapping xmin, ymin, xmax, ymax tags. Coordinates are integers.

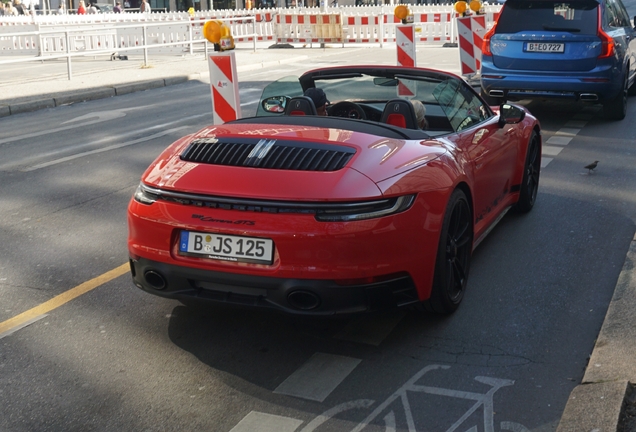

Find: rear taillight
<box><xmin>482</xmin><ymin>24</ymin><xmax>497</xmax><ymax>57</ymax></box>
<box><xmin>598</xmin><ymin>8</ymin><xmax>615</xmax><ymax>58</ymax></box>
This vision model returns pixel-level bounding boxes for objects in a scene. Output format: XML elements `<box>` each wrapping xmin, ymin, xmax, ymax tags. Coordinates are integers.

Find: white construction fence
<box><xmin>0</xmin><ymin>4</ymin><xmax>502</xmax><ymax>56</ymax></box>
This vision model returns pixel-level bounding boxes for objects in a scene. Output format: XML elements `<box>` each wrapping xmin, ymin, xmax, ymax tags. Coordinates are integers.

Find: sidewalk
<box><xmin>0</xmin><ymin>45</ymin><xmax>343</xmax><ymax>116</ymax></box>
<box><xmin>1</xmin><ymin>43</ymin><xmax>634</xmax><ymax>431</ymax></box>
<box><xmin>0</xmin><ymin>43</ymin><xmax>467</xmax><ymax>116</ymax></box>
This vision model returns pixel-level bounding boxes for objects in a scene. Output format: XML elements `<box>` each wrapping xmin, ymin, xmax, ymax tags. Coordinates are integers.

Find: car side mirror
<box><xmin>498</xmin><ymin>103</ymin><xmax>526</xmax><ymax>127</ymax></box>
<box><xmin>261</xmin><ymin>96</ymin><xmax>290</xmax><ymax>114</ymax></box>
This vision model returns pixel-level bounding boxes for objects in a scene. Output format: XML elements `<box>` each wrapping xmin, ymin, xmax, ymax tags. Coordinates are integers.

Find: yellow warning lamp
<box><xmin>469</xmin><ymin>0</ymin><xmax>482</xmax><ymax>13</ymax></box>
<box><xmin>219</xmin><ymin>24</ymin><xmax>235</xmax><ymax>51</ymax></box>
<box><xmin>454</xmin><ymin>1</ymin><xmax>468</xmax><ymax>15</ymax></box>
<box><xmin>203</xmin><ymin>20</ymin><xmax>222</xmax><ymax>43</ymax></box>
<box><xmin>187</xmin><ymin>6</ymin><xmax>195</xmax><ymax>16</ymax></box>
<box><xmin>394</xmin><ymin>5</ymin><xmax>412</xmax><ymax>24</ymax></box>
<box><xmin>203</xmin><ymin>20</ymin><xmax>235</xmax><ymax>51</ymax></box>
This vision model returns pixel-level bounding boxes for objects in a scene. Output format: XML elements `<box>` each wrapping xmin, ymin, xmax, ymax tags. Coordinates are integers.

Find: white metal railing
<box><xmin>0</xmin><ymin>17</ymin><xmax>256</xmax><ymax>80</ymax></box>
<box><xmin>0</xmin><ymin>5</ymin><xmax>502</xmax><ymax>78</ymax></box>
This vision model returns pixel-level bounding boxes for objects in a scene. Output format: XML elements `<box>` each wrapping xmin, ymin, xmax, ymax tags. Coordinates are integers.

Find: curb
<box><xmin>557</xmin><ymin>234</ymin><xmax>636</xmax><ymax>432</ymax></box>
<box><xmin>557</xmin><ymin>381</ymin><xmax>629</xmax><ymax>432</ymax></box>
<box><xmin>0</xmin><ymin>54</ymin><xmax>312</xmax><ymax>118</ymax></box>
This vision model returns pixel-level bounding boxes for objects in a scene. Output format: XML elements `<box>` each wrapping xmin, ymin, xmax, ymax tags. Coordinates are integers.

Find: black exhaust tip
<box><xmin>144</xmin><ymin>270</ymin><xmax>167</xmax><ymax>290</ymax></box>
<box><xmin>287</xmin><ymin>290</ymin><xmax>321</xmax><ymax>310</ymax></box>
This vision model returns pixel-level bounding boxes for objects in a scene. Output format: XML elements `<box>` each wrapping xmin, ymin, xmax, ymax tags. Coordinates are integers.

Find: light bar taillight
<box><xmin>598</xmin><ymin>8</ymin><xmax>615</xmax><ymax>58</ymax></box>
<box><xmin>482</xmin><ymin>24</ymin><xmax>497</xmax><ymax>57</ymax></box>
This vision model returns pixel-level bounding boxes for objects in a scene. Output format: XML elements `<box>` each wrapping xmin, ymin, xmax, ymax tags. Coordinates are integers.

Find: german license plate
<box><xmin>525</xmin><ymin>42</ymin><xmax>565</xmax><ymax>53</ymax></box>
<box><xmin>179</xmin><ymin>231</ymin><xmax>274</xmax><ymax>265</ymax></box>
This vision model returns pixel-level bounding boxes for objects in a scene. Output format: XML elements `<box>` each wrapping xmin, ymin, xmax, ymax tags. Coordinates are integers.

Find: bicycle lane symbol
<box><xmin>298</xmin><ymin>364</ymin><xmax>530</xmax><ymax>432</ymax></box>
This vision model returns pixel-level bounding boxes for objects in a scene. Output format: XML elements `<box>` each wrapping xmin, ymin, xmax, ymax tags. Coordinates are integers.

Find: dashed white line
<box><xmin>0</xmin><ymin>314</ymin><xmax>48</xmax><ymax>339</ymax></box>
<box><xmin>546</xmin><ymin>135</ymin><xmax>574</xmax><ymax>146</ymax></box>
<box><xmin>274</xmin><ymin>352</ymin><xmax>361</xmax><ymax>402</ymax></box>
<box><xmin>540</xmin><ymin>157</ymin><xmax>553</xmax><ymax>168</ymax></box>
<box><xmin>21</xmin><ymin>127</ymin><xmax>190</xmax><ymax>172</ymax></box>
<box><xmin>541</xmin><ymin>109</ymin><xmax>595</xmax><ymax>167</ymax></box>
<box><xmin>555</xmin><ymin>128</ymin><xmax>581</xmax><ymax>137</ymax></box>
<box><xmin>542</xmin><ymin>146</ymin><xmax>565</xmax><ymax>156</ymax></box>
<box><xmin>229</xmin><ymin>411</ymin><xmax>303</xmax><ymax>432</ymax></box>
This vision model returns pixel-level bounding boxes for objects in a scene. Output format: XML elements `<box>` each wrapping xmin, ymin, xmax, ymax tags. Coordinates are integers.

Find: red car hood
<box><xmin>141</xmin><ymin>123</ymin><xmax>447</xmax><ymax>201</ymax></box>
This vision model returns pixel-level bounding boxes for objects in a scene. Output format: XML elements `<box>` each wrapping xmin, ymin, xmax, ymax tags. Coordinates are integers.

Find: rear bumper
<box><xmin>129</xmin><ymin>257</ymin><xmax>420</xmax><ymax>315</ymax></box>
<box><xmin>480</xmin><ymin>58</ymin><xmax>622</xmax><ymax>102</ymax></box>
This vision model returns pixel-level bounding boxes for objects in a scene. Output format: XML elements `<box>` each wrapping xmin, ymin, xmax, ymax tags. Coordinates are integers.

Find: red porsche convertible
<box><xmin>127</xmin><ymin>66</ymin><xmax>541</xmax><ymax>315</ymax></box>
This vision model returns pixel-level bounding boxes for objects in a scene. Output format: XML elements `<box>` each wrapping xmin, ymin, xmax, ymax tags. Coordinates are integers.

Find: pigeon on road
<box><xmin>584</xmin><ymin>161</ymin><xmax>599</xmax><ymax>174</ymax></box>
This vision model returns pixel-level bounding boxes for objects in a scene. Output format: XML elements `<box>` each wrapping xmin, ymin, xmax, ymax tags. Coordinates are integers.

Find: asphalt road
<box><xmin>1</xmin><ymin>49</ymin><xmax>636</xmax><ymax>432</ymax></box>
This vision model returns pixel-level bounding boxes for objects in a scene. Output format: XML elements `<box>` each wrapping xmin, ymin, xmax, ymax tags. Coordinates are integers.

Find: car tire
<box><xmin>513</xmin><ymin>130</ymin><xmax>541</xmax><ymax>213</ymax></box>
<box><xmin>480</xmin><ymin>88</ymin><xmax>503</xmax><ymax>107</ymax></box>
<box><xmin>603</xmin><ymin>74</ymin><xmax>628</xmax><ymax>121</ymax></box>
<box><xmin>628</xmin><ymin>73</ymin><xmax>636</xmax><ymax>96</ymax></box>
<box><xmin>422</xmin><ymin>189</ymin><xmax>473</xmax><ymax>314</ymax></box>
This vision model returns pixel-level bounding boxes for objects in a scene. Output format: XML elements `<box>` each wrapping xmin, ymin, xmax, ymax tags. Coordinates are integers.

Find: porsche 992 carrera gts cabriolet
<box><xmin>127</xmin><ymin>66</ymin><xmax>541</xmax><ymax>315</ymax></box>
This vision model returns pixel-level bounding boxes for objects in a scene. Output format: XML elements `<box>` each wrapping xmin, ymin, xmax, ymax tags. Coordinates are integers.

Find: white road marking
<box><xmin>383</xmin><ymin>411</ymin><xmax>397</xmax><ymax>432</ymax></box>
<box><xmin>298</xmin><ymin>400</ymin><xmax>375</xmax><ymax>432</ymax></box>
<box><xmin>0</xmin><ymin>113</ymin><xmax>208</xmax><ymax>172</ymax></box>
<box><xmin>0</xmin><ymin>106</ymin><xmax>150</xmax><ymax>145</ymax></box>
<box><xmin>0</xmin><ymin>117</ymin><xmax>117</xmax><ymax>146</ymax></box>
<box><xmin>0</xmin><ymin>314</ymin><xmax>47</xmax><ymax>339</ymax></box>
<box><xmin>230</xmin><ymin>365</ymin><xmax>530</xmax><ymax>432</ymax></box>
<box><xmin>541</xmin><ymin>157</ymin><xmax>553</xmax><ymax>168</ymax></box>
<box><xmin>229</xmin><ymin>411</ymin><xmax>303</xmax><ymax>432</ymax></box>
<box><xmin>555</xmin><ymin>128</ymin><xmax>580</xmax><ymax>136</ymax></box>
<box><xmin>22</xmin><ymin>127</ymin><xmax>190</xmax><ymax>172</ymax></box>
<box><xmin>501</xmin><ymin>421</ymin><xmax>532</xmax><ymax>431</ymax></box>
<box><xmin>542</xmin><ymin>146</ymin><xmax>564</xmax><ymax>156</ymax></box>
<box><xmin>541</xmin><ymin>110</ymin><xmax>593</xmax><ymax>167</ymax></box>
<box><xmin>334</xmin><ymin>311</ymin><xmax>405</xmax><ymax>346</ymax></box>
<box><xmin>546</xmin><ymin>136</ymin><xmax>573</xmax><ymax>146</ymax></box>
<box><xmin>274</xmin><ymin>352</ymin><xmax>361</xmax><ymax>402</ymax></box>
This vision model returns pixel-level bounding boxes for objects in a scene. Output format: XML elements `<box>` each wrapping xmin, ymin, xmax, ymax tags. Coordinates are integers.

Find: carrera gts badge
<box><xmin>192</xmin><ymin>214</ymin><xmax>255</xmax><ymax>225</ymax></box>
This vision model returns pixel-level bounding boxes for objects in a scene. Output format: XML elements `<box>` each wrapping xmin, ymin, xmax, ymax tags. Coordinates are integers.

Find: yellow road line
<box><xmin>0</xmin><ymin>263</ymin><xmax>129</xmax><ymax>335</ymax></box>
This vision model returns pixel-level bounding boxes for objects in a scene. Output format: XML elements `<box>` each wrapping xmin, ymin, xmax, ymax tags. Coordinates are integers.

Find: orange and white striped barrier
<box><xmin>208</xmin><ymin>51</ymin><xmax>241</xmax><ymax>124</ymax></box>
<box><xmin>0</xmin><ymin>7</ymin><xmax>503</xmax><ymax>56</ymax></box>
<box><xmin>457</xmin><ymin>14</ymin><xmax>486</xmax><ymax>76</ymax></box>
<box><xmin>275</xmin><ymin>13</ymin><xmax>342</xmax><ymax>44</ymax></box>
<box><xmin>390</xmin><ymin>12</ymin><xmax>453</xmax><ymax>43</ymax></box>
<box><xmin>396</xmin><ymin>24</ymin><xmax>417</xmax><ymax>97</ymax></box>
<box><xmin>343</xmin><ymin>15</ymin><xmax>382</xmax><ymax>43</ymax></box>
<box><xmin>396</xmin><ymin>24</ymin><xmax>415</xmax><ymax>67</ymax></box>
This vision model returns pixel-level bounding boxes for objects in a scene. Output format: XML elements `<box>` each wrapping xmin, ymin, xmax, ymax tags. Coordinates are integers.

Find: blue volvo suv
<box><xmin>480</xmin><ymin>0</ymin><xmax>636</xmax><ymax>120</ymax></box>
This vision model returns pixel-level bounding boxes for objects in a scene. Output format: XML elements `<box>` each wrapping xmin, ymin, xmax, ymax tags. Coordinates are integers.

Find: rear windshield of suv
<box><xmin>496</xmin><ymin>0</ymin><xmax>599</xmax><ymax>35</ymax></box>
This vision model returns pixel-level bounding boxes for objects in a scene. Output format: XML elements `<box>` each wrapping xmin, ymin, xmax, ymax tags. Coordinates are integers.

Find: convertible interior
<box><xmin>254</xmin><ymin>66</ymin><xmax>493</xmax><ymax>137</ymax></box>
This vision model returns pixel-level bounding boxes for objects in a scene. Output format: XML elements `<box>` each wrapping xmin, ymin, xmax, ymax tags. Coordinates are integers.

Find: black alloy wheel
<box><xmin>424</xmin><ymin>189</ymin><xmax>473</xmax><ymax>314</ymax></box>
<box><xmin>514</xmin><ymin>130</ymin><xmax>541</xmax><ymax>213</ymax></box>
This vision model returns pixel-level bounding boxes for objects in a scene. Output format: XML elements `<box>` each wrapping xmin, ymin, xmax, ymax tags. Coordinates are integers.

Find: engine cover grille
<box><xmin>180</xmin><ymin>138</ymin><xmax>355</xmax><ymax>171</ymax></box>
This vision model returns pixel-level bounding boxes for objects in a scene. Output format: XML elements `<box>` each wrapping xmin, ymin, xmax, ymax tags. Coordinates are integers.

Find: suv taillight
<box><xmin>598</xmin><ymin>8</ymin><xmax>615</xmax><ymax>58</ymax></box>
<box><xmin>482</xmin><ymin>24</ymin><xmax>497</xmax><ymax>57</ymax></box>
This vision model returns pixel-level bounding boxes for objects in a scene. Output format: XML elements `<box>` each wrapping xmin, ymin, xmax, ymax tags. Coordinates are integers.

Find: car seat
<box><xmin>380</xmin><ymin>98</ymin><xmax>419</xmax><ymax>129</ymax></box>
<box><xmin>285</xmin><ymin>96</ymin><xmax>318</xmax><ymax>116</ymax></box>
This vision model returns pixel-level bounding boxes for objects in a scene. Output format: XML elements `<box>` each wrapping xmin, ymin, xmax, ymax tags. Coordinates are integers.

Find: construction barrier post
<box><xmin>208</xmin><ymin>51</ymin><xmax>241</xmax><ymax>124</ymax></box>
<box><xmin>396</xmin><ymin>24</ymin><xmax>417</xmax><ymax>97</ymax></box>
<box><xmin>396</xmin><ymin>24</ymin><xmax>416</xmax><ymax>68</ymax></box>
<box><xmin>457</xmin><ymin>15</ymin><xmax>486</xmax><ymax>77</ymax></box>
